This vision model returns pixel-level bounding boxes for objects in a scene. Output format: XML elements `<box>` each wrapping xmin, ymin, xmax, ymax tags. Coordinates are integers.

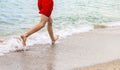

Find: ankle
<box><xmin>24</xmin><ymin>33</ymin><xmax>29</xmax><ymax>37</ymax></box>
<box><xmin>52</xmin><ymin>39</ymin><xmax>55</xmax><ymax>42</ymax></box>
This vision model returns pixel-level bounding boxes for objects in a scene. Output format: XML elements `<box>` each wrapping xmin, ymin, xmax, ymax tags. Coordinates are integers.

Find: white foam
<box><xmin>102</xmin><ymin>21</ymin><xmax>120</xmax><ymax>27</ymax></box>
<box><xmin>0</xmin><ymin>25</ymin><xmax>94</xmax><ymax>56</ymax></box>
<box><xmin>56</xmin><ymin>25</ymin><xmax>94</xmax><ymax>38</ymax></box>
<box><xmin>0</xmin><ymin>21</ymin><xmax>120</xmax><ymax>56</ymax></box>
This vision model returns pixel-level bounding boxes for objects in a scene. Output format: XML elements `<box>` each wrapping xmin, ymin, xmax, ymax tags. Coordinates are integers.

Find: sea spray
<box><xmin>0</xmin><ymin>25</ymin><xmax>94</xmax><ymax>56</ymax></box>
<box><xmin>0</xmin><ymin>0</ymin><xmax>120</xmax><ymax>56</ymax></box>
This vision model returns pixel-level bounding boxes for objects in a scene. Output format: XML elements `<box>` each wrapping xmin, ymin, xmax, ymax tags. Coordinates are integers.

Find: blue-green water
<box><xmin>0</xmin><ymin>0</ymin><xmax>120</xmax><ymax>36</ymax></box>
<box><xmin>0</xmin><ymin>0</ymin><xmax>120</xmax><ymax>55</ymax></box>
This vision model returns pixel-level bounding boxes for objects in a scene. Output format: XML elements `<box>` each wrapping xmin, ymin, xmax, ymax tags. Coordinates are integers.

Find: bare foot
<box><xmin>20</xmin><ymin>34</ymin><xmax>27</xmax><ymax>47</ymax></box>
<box><xmin>52</xmin><ymin>35</ymin><xmax>59</xmax><ymax>45</ymax></box>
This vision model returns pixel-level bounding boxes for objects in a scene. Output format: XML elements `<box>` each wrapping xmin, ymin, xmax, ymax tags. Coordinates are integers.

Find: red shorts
<box><xmin>38</xmin><ymin>0</ymin><xmax>54</xmax><ymax>17</ymax></box>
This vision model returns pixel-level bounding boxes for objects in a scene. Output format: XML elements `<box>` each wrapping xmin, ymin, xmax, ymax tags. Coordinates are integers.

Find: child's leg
<box><xmin>47</xmin><ymin>16</ymin><xmax>59</xmax><ymax>45</ymax></box>
<box><xmin>21</xmin><ymin>15</ymin><xmax>49</xmax><ymax>47</ymax></box>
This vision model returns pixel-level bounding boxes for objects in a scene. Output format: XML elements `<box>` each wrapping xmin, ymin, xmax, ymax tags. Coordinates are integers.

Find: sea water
<box><xmin>0</xmin><ymin>0</ymin><xmax>120</xmax><ymax>55</ymax></box>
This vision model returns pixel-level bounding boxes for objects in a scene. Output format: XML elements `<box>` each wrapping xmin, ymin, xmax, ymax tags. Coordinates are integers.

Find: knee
<box><xmin>48</xmin><ymin>18</ymin><xmax>53</xmax><ymax>26</ymax></box>
<box><xmin>38</xmin><ymin>20</ymin><xmax>47</xmax><ymax>28</ymax></box>
<box><xmin>40</xmin><ymin>23</ymin><xmax>45</xmax><ymax>28</ymax></box>
<box><xmin>48</xmin><ymin>23</ymin><xmax>52</xmax><ymax>27</ymax></box>
<box><xmin>38</xmin><ymin>22</ymin><xmax>46</xmax><ymax>28</ymax></box>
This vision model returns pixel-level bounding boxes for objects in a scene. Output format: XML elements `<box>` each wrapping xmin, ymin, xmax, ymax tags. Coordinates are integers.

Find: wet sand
<box><xmin>0</xmin><ymin>26</ymin><xmax>120</xmax><ymax>70</ymax></box>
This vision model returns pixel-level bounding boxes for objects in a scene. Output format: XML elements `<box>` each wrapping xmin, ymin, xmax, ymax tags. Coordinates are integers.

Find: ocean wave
<box><xmin>0</xmin><ymin>25</ymin><xmax>94</xmax><ymax>56</ymax></box>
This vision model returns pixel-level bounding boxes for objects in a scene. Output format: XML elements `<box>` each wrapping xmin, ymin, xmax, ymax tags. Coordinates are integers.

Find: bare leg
<box><xmin>47</xmin><ymin>16</ymin><xmax>59</xmax><ymax>45</ymax></box>
<box><xmin>20</xmin><ymin>15</ymin><xmax>49</xmax><ymax>47</ymax></box>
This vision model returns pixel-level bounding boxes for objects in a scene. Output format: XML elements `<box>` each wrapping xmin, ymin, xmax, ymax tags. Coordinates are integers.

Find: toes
<box><xmin>52</xmin><ymin>35</ymin><xmax>59</xmax><ymax>45</ymax></box>
<box><xmin>52</xmin><ymin>40</ymin><xmax>56</xmax><ymax>45</ymax></box>
<box><xmin>55</xmin><ymin>35</ymin><xmax>59</xmax><ymax>40</ymax></box>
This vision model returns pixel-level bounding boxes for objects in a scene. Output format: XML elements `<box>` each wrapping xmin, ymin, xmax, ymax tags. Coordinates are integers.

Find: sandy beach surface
<box><xmin>0</xmin><ymin>26</ymin><xmax>120</xmax><ymax>70</ymax></box>
<box><xmin>72</xmin><ymin>59</ymin><xmax>120</xmax><ymax>70</ymax></box>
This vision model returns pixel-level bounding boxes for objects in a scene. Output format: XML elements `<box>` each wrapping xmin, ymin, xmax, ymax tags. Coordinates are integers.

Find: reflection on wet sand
<box><xmin>0</xmin><ymin>44</ymin><xmax>56</xmax><ymax>70</ymax></box>
<box><xmin>20</xmin><ymin>44</ymin><xmax>56</xmax><ymax>70</ymax></box>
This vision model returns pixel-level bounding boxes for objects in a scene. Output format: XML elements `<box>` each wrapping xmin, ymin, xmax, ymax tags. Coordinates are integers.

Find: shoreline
<box><xmin>0</xmin><ymin>26</ymin><xmax>120</xmax><ymax>70</ymax></box>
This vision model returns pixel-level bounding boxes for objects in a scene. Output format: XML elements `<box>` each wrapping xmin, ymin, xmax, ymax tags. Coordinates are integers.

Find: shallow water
<box><xmin>0</xmin><ymin>29</ymin><xmax>120</xmax><ymax>70</ymax></box>
<box><xmin>0</xmin><ymin>0</ymin><xmax>120</xmax><ymax>36</ymax></box>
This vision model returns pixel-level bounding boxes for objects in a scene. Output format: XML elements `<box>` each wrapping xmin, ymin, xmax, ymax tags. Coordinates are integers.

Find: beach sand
<box><xmin>0</xmin><ymin>26</ymin><xmax>120</xmax><ymax>70</ymax></box>
<box><xmin>72</xmin><ymin>59</ymin><xmax>120</xmax><ymax>70</ymax></box>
